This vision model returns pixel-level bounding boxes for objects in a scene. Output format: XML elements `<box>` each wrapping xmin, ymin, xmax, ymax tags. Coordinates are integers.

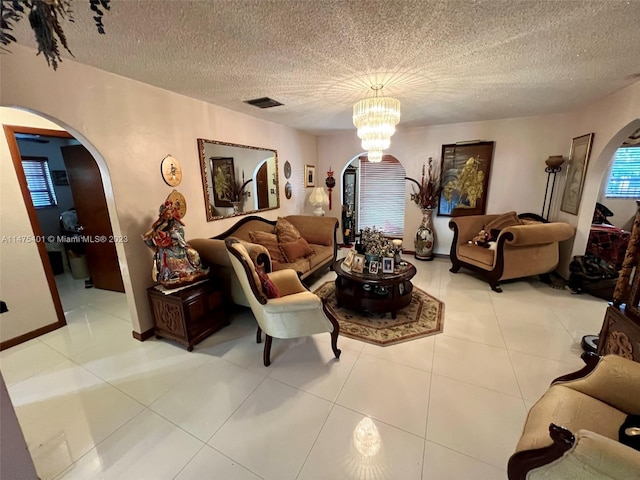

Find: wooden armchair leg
<box><xmin>256</xmin><ymin>326</ymin><xmax>262</xmax><ymax>344</ymax></box>
<box><xmin>324</xmin><ymin>303</ymin><xmax>342</xmax><ymax>359</ymax></box>
<box><xmin>263</xmin><ymin>335</ymin><xmax>273</xmax><ymax>367</ymax></box>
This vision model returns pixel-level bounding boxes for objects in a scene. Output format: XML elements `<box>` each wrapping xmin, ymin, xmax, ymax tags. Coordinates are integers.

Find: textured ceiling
<box><xmin>9</xmin><ymin>0</ymin><xmax>640</xmax><ymax>135</ymax></box>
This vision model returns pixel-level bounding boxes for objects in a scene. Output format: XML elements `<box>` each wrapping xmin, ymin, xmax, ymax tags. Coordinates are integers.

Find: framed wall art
<box><xmin>305</xmin><ymin>164</ymin><xmax>316</xmax><ymax>187</ymax></box>
<box><xmin>560</xmin><ymin>133</ymin><xmax>594</xmax><ymax>215</ymax></box>
<box><xmin>209</xmin><ymin>157</ymin><xmax>234</xmax><ymax>207</ymax></box>
<box><xmin>438</xmin><ymin>141</ymin><xmax>495</xmax><ymax>217</ymax></box>
<box><xmin>51</xmin><ymin>170</ymin><xmax>69</xmax><ymax>186</ymax></box>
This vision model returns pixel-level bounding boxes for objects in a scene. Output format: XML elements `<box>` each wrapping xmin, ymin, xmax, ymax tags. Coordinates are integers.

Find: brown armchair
<box><xmin>508</xmin><ymin>353</ymin><xmax>640</xmax><ymax>479</ymax></box>
<box><xmin>448</xmin><ymin>212</ymin><xmax>574</xmax><ymax>292</ymax></box>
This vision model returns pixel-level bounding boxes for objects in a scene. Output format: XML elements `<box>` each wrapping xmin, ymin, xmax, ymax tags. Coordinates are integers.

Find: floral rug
<box><xmin>313</xmin><ymin>281</ymin><xmax>445</xmax><ymax>346</ymax></box>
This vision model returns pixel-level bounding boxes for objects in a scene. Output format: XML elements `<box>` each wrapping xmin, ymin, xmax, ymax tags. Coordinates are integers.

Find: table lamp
<box><xmin>308</xmin><ymin>187</ymin><xmax>329</xmax><ymax>216</ymax></box>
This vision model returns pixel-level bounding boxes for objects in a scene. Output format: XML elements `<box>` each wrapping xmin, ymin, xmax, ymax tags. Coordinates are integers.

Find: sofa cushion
<box><xmin>248</xmin><ymin>231</ymin><xmax>286</xmax><ymax>263</ymax></box>
<box><xmin>307</xmin><ymin>244</ymin><xmax>334</xmax><ymax>270</ymax></box>
<box><xmin>458</xmin><ymin>243</ymin><xmax>495</xmax><ymax>267</ymax></box>
<box><xmin>485</xmin><ymin>211</ymin><xmax>521</xmax><ymax>232</ymax></box>
<box><xmin>272</xmin><ymin>257</ymin><xmax>310</xmax><ymax>275</ymax></box>
<box><xmin>279</xmin><ymin>237</ymin><xmax>314</xmax><ymax>263</ymax></box>
<box><xmin>276</xmin><ymin>217</ymin><xmax>302</xmax><ymax>243</ymax></box>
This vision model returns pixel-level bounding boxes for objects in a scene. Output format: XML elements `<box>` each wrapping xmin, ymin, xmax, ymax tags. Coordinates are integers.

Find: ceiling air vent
<box><xmin>244</xmin><ymin>97</ymin><xmax>283</xmax><ymax>109</ymax></box>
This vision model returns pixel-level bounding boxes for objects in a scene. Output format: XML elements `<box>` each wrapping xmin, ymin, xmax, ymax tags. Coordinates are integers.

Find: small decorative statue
<box><xmin>142</xmin><ymin>199</ymin><xmax>209</xmax><ymax>288</ymax></box>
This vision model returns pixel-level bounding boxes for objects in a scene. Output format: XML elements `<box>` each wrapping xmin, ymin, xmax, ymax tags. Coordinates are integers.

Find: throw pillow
<box><xmin>275</xmin><ymin>217</ymin><xmax>302</xmax><ymax>244</ymax></box>
<box><xmin>485</xmin><ymin>211</ymin><xmax>521</xmax><ymax>232</ymax></box>
<box><xmin>279</xmin><ymin>237</ymin><xmax>315</xmax><ymax>263</ymax></box>
<box><xmin>248</xmin><ymin>230</ymin><xmax>286</xmax><ymax>263</ymax></box>
<box><xmin>257</xmin><ymin>270</ymin><xmax>280</xmax><ymax>299</ymax></box>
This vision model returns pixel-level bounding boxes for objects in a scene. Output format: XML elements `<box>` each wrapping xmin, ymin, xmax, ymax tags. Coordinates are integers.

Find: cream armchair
<box><xmin>225</xmin><ymin>238</ymin><xmax>341</xmax><ymax>366</ymax></box>
<box><xmin>508</xmin><ymin>354</ymin><xmax>640</xmax><ymax>479</ymax></box>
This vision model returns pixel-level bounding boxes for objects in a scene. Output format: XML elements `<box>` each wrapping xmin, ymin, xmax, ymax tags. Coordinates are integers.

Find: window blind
<box><xmin>358</xmin><ymin>155</ymin><xmax>405</xmax><ymax>236</ymax></box>
<box><xmin>606</xmin><ymin>146</ymin><xmax>640</xmax><ymax>199</ymax></box>
<box><xmin>21</xmin><ymin>158</ymin><xmax>57</xmax><ymax>208</ymax></box>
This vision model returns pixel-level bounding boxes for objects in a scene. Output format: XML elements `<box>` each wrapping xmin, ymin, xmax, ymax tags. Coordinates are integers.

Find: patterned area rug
<box><xmin>314</xmin><ymin>281</ymin><xmax>445</xmax><ymax>346</ymax></box>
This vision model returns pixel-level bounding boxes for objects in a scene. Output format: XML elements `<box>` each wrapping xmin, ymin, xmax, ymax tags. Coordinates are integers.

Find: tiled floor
<box><xmin>1</xmin><ymin>256</ymin><xmax>608</xmax><ymax>479</ymax></box>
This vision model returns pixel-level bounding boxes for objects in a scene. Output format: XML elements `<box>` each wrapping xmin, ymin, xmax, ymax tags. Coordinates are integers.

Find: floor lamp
<box><xmin>541</xmin><ymin>155</ymin><xmax>565</xmax><ymax>220</ymax></box>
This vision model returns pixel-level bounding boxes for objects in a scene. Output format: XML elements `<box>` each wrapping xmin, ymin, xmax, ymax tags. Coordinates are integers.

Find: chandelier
<box><xmin>353</xmin><ymin>85</ymin><xmax>401</xmax><ymax>162</ymax></box>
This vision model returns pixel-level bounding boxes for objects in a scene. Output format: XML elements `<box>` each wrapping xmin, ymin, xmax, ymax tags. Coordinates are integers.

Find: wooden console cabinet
<box><xmin>147</xmin><ymin>280</ymin><xmax>229</xmax><ymax>351</ymax></box>
<box><xmin>598</xmin><ymin>305</ymin><xmax>640</xmax><ymax>362</ymax></box>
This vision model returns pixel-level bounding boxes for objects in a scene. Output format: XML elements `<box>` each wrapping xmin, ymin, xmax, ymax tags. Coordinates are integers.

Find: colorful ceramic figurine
<box><xmin>142</xmin><ymin>200</ymin><xmax>209</xmax><ymax>288</ymax></box>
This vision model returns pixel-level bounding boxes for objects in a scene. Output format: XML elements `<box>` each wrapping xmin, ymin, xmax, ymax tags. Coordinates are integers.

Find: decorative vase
<box><xmin>364</xmin><ymin>254</ymin><xmax>380</xmax><ymax>270</ymax></box>
<box><xmin>415</xmin><ymin>208</ymin><xmax>435</xmax><ymax>261</ymax></box>
<box><xmin>230</xmin><ymin>201</ymin><xmax>242</xmax><ymax>215</ymax></box>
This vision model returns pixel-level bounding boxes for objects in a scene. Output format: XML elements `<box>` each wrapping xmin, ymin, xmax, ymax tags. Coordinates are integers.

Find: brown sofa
<box><xmin>189</xmin><ymin>215</ymin><xmax>338</xmax><ymax>306</ymax></box>
<box><xmin>508</xmin><ymin>354</ymin><xmax>640</xmax><ymax>479</ymax></box>
<box><xmin>449</xmin><ymin>212</ymin><xmax>575</xmax><ymax>292</ymax></box>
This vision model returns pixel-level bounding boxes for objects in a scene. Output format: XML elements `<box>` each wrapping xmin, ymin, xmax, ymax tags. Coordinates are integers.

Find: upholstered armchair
<box><xmin>508</xmin><ymin>353</ymin><xmax>640</xmax><ymax>479</ymax></box>
<box><xmin>225</xmin><ymin>238</ymin><xmax>341</xmax><ymax>366</ymax></box>
<box><xmin>449</xmin><ymin>212</ymin><xmax>575</xmax><ymax>292</ymax></box>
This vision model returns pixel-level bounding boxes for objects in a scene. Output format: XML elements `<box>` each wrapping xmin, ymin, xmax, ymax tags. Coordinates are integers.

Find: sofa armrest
<box><xmin>268</xmin><ymin>269</ymin><xmax>307</xmax><ymax>296</ymax></box>
<box><xmin>449</xmin><ymin>214</ymin><xmax>501</xmax><ymax>243</ymax></box>
<box><xmin>527</xmin><ymin>430</ymin><xmax>640</xmax><ymax>480</ymax></box>
<box><xmin>189</xmin><ymin>237</ymin><xmax>271</xmax><ymax>271</ymax></box>
<box><xmin>556</xmin><ymin>354</ymin><xmax>640</xmax><ymax>414</ymax></box>
<box><xmin>500</xmin><ymin>222</ymin><xmax>574</xmax><ymax>247</ymax></box>
<box><xmin>188</xmin><ymin>238</ymin><xmax>230</xmax><ymax>267</ymax></box>
<box><xmin>263</xmin><ymin>291</ymin><xmax>323</xmax><ymax>313</ymax></box>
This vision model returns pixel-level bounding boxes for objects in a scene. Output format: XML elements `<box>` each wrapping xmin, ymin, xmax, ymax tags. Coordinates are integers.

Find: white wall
<box><xmin>1</xmin><ymin>45</ymin><xmax>317</xmax><ymax>340</ymax></box>
<box><xmin>319</xmin><ymin>113</ymin><xmax>575</xmax><ymax>255</ymax></box>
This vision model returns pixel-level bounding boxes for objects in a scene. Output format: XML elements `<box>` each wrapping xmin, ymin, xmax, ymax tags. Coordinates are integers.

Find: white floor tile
<box><xmin>209</xmin><ymin>378</ymin><xmax>332</xmax><ymax>480</ymax></box>
<box><xmin>174</xmin><ymin>445</ymin><xmax>261</xmax><ymax>480</ymax></box>
<box><xmin>500</xmin><ymin>322</ymin><xmax>584</xmax><ymax>364</ymax></box>
<box><xmin>0</xmin><ymin>340</ymin><xmax>68</xmax><ymax>386</ymax></box>
<box><xmin>336</xmin><ymin>354</ymin><xmax>431</xmax><ymax>437</ymax></box>
<box><xmin>56</xmin><ymin>409</ymin><xmax>203</xmax><ymax>480</ymax></box>
<box><xmin>422</xmin><ymin>441</ymin><xmax>507</xmax><ymax>480</ymax></box>
<box><xmin>150</xmin><ymin>357</ymin><xmax>265</xmax><ymax>441</ymax></box>
<box><xmin>267</xmin><ymin>336</ymin><xmax>356</xmax><ymax>401</ymax></box>
<box><xmin>8</xmin><ymin>360</ymin><xmax>144</xmax><ymax>480</ymax></box>
<box><xmin>426</xmin><ymin>374</ymin><xmax>527</xmax><ymax>470</ymax></box>
<box><xmin>360</xmin><ymin>335</ymin><xmax>435</xmax><ymax>372</ymax></box>
<box><xmin>298</xmin><ymin>405</ymin><xmax>424</xmax><ymax>480</ymax></box>
<box><xmin>442</xmin><ymin>309</ymin><xmax>506</xmax><ymax>347</ymax></box>
<box><xmin>433</xmin><ymin>335</ymin><xmax>521</xmax><ymax>397</ymax></box>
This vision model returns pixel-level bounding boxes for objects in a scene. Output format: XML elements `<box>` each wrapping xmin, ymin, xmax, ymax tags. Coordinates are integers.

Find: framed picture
<box><xmin>351</xmin><ymin>254</ymin><xmax>365</xmax><ymax>274</ymax></box>
<box><xmin>438</xmin><ymin>141</ymin><xmax>495</xmax><ymax>217</ymax></box>
<box><xmin>305</xmin><ymin>164</ymin><xmax>316</xmax><ymax>187</ymax></box>
<box><xmin>209</xmin><ymin>157</ymin><xmax>235</xmax><ymax>207</ymax></box>
<box><xmin>560</xmin><ymin>133</ymin><xmax>594</xmax><ymax>215</ymax></box>
<box><xmin>51</xmin><ymin>170</ymin><xmax>69</xmax><ymax>186</ymax></box>
<box><xmin>368</xmin><ymin>261</ymin><xmax>379</xmax><ymax>275</ymax></box>
<box><xmin>382</xmin><ymin>257</ymin><xmax>394</xmax><ymax>273</ymax></box>
<box><xmin>342</xmin><ymin>250</ymin><xmax>355</xmax><ymax>270</ymax></box>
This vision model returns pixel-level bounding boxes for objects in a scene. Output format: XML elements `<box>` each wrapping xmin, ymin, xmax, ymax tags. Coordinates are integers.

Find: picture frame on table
<box><xmin>342</xmin><ymin>250</ymin><xmax>355</xmax><ymax>270</ymax></box>
<box><xmin>382</xmin><ymin>256</ymin><xmax>394</xmax><ymax>273</ymax></box>
<box><xmin>351</xmin><ymin>253</ymin><xmax>365</xmax><ymax>274</ymax></box>
<box><xmin>305</xmin><ymin>164</ymin><xmax>316</xmax><ymax>187</ymax></box>
<box><xmin>560</xmin><ymin>133</ymin><xmax>594</xmax><ymax>215</ymax></box>
<box><xmin>368</xmin><ymin>261</ymin><xmax>379</xmax><ymax>275</ymax></box>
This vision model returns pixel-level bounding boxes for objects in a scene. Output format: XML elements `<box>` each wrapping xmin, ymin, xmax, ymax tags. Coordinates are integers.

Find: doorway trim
<box><xmin>1</xmin><ymin>125</ymin><xmax>70</xmax><ymax>349</ymax></box>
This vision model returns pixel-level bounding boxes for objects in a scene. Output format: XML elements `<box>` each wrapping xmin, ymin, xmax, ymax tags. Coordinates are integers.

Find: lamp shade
<box><xmin>308</xmin><ymin>187</ymin><xmax>329</xmax><ymax>216</ymax></box>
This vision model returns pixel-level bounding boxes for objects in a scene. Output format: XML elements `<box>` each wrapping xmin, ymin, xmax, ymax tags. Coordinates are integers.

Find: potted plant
<box><xmin>226</xmin><ymin>179</ymin><xmax>253</xmax><ymax>214</ymax></box>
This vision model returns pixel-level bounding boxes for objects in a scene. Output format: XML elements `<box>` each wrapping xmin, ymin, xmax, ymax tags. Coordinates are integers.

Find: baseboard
<box><xmin>0</xmin><ymin>321</ymin><xmax>64</xmax><ymax>351</ymax></box>
<box><xmin>132</xmin><ymin>328</ymin><xmax>155</xmax><ymax>342</ymax></box>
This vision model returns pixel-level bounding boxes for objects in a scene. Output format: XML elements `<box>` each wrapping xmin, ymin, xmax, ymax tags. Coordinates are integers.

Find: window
<box><xmin>358</xmin><ymin>155</ymin><xmax>406</xmax><ymax>236</ymax></box>
<box><xmin>21</xmin><ymin>156</ymin><xmax>58</xmax><ymax>208</ymax></box>
<box><xmin>606</xmin><ymin>146</ymin><xmax>640</xmax><ymax>199</ymax></box>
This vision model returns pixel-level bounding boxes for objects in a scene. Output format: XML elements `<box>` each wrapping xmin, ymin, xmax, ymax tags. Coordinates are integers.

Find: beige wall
<box><xmin>1</xmin><ymin>45</ymin><xmax>317</xmax><ymax>341</ymax></box>
<box><xmin>318</xmin><ymin>81</ymin><xmax>640</xmax><ymax>276</ymax></box>
<box><xmin>319</xmin><ymin>113</ymin><xmax>575</xmax><ymax>254</ymax></box>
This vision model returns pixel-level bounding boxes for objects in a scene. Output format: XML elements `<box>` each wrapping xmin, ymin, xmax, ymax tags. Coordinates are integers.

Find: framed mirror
<box><xmin>198</xmin><ymin>139</ymin><xmax>280</xmax><ymax>221</ymax></box>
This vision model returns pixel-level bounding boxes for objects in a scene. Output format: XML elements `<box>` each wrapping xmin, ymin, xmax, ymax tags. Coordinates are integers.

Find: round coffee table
<box><xmin>333</xmin><ymin>258</ymin><xmax>417</xmax><ymax>319</ymax></box>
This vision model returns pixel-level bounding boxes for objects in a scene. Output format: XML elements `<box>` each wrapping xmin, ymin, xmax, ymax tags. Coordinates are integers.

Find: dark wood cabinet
<box><xmin>147</xmin><ymin>280</ymin><xmax>229</xmax><ymax>351</ymax></box>
<box><xmin>598</xmin><ymin>305</ymin><xmax>640</xmax><ymax>362</ymax></box>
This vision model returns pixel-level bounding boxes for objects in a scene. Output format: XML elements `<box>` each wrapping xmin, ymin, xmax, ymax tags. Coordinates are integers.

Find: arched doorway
<box><xmin>1</xmin><ymin>108</ymin><xmax>131</xmax><ymax>349</ymax></box>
